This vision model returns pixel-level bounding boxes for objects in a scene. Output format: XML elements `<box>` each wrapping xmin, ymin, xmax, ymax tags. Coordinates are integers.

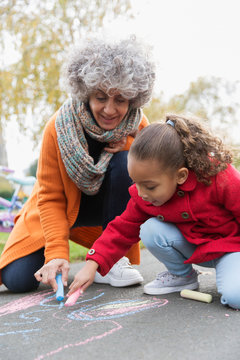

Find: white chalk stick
<box><xmin>64</xmin><ymin>288</ymin><xmax>83</xmax><ymax>307</ymax></box>
<box><xmin>180</xmin><ymin>289</ymin><xmax>212</xmax><ymax>303</ymax></box>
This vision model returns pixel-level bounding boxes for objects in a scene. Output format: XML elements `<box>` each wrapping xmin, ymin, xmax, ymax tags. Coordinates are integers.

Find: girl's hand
<box><xmin>34</xmin><ymin>258</ymin><xmax>70</xmax><ymax>291</ymax></box>
<box><xmin>105</xmin><ymin>137</ymin><xmax>127</xmax><ymax>154</ymax></box>
<box><xmin>67</xmin><ymin>260</ymin><xmax>99</xmax><ymax>296</ymax></box>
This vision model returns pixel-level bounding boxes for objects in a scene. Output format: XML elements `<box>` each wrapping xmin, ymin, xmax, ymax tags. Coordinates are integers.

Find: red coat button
<box><xmin>177</xmin><ymin>191</ymin><xmax>185</xmax><ymax>197</ymax></box>
<box><xmin>181</xmin><ymin>212</ymin><xmax>189</xmax><ymax>219</ymax></box>
<box><xmin>88</xmin><ymin>249</ymin><xmax>95</xmax><ymax>255</ymax></box>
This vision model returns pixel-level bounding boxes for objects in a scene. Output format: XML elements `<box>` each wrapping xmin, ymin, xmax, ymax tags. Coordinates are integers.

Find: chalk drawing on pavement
<box><xmin>0</xmin><ymin>289</ymin><xmax>168</xmax><ymax>358</ymax></box>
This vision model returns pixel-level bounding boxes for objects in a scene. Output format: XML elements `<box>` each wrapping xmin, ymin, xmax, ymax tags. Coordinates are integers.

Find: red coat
<box><xmin>86</xmin><ymin>164</ymin><xmax>240</xmax><ymax>276</ymax></box>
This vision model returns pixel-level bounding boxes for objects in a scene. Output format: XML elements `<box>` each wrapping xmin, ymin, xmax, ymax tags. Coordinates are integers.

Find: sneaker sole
<box><xmin>94</xmin><ymin>275</ymin><xmax>144</xmax><ymax>287</ymax></box>
<box><xmin>144</xmin><ymin>281</ymin><xmax>199</xmax><ymax>295</ymax></box>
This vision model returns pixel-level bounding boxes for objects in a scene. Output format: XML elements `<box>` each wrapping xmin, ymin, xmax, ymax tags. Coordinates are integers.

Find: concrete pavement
<box><xmin>0</xmin><ymin>249</ymin><xmax>240</xmax><ymax>360</ymax></box>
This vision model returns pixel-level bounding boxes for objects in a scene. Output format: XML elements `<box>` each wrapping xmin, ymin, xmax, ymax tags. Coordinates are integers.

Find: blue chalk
<box><xmin>56</xmin><ymin>274</ymin><xmax>64</xmax><ymax>301</ymax></box>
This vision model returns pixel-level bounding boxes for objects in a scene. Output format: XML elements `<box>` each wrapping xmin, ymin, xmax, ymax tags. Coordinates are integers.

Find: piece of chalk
<box><xmin>65</xmin><ymin>288</ymin><xmax>83</xmax><ymax>307</ymax></box>
<box><xmin>56</xmin><ymin>274</ymin><xmax>64</xmax><ymax>301</ymax></box>
<box><xmin>180</xmin><ymin>289</ymin><xmax>212</xmax><ymax>303</ymax></box>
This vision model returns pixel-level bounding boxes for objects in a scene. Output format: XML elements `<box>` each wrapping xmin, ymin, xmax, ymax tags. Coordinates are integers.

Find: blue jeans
<box><xmin>2</xmin><ymin>151</ymin><xmax>132</xmax><ymax>293</ymax></box>
<box><xmin>140</xmin><ymin>217</ymin><xmax>240</xmax><ymax>309</ymax></box>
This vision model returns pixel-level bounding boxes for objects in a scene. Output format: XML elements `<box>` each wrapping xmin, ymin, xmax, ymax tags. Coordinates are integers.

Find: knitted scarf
<box><xmin>55</xmin><ymin>98</ymin><xmax>142</xmax><ymax>195</ymax></box>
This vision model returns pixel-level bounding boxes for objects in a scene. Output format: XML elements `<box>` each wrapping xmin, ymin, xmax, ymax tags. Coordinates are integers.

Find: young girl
<box><xmin>67</xmin><ymin>114</ymin><xmax>240</xmax><ymax>309</ymax></box>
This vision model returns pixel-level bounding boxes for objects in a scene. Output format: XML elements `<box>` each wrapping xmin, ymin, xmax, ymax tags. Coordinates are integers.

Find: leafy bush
<box><xmin>0</xmin><ymin>177</ymin><xmax>14</xmax><ymax>199</ymax></box>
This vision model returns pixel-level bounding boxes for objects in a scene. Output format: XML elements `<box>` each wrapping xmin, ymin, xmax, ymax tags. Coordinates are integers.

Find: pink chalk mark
<box><xmin>0</xmin><ymin>290</ymin><xmax>53</xmax><ymax>317</ymax></box>
<box><xmin>65</xmin><ymin>289</ymin><xmax>83</xmax><ymax>307</ymax></box>
<box><xmin>33</xmin><ymin>296</ymin><xmax>168</xmax><ymax>359</ymax></box>
<box><xmin>34</xmin><ymin>320</ymin><xmax>122</xmax><ymax>359</ymax></box>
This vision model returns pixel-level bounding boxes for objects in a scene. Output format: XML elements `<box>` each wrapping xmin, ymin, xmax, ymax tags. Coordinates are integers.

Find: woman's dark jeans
<box><xmin>2</xmin><ymin>151</ymin><xmax>132</xmax><ymax>292</ymax></box>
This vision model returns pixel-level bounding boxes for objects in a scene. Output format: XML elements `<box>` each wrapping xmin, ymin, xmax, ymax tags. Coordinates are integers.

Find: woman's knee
<box><xmin>2</xmin><ymin>248</ymin><xmax>45</xmax><ymax>293</ymax></box>
<box><xmin>2</xmin><ymin>265</ymin><xmax>40</xmax><ymax>293</ymax></box>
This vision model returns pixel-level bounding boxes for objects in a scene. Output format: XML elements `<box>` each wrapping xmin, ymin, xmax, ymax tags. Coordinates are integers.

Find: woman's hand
<box><xmin>67</xmin><ymin>260</ymin><xmax>99</xmax><ymax>296</ymax></box>
<box><xmin>34</xmin><ymin>258</ymin><xmax>70</xmax><ymax>291</ymax></box>
<box><xmin>105</xmin><ymin>137</ymin><xmax>127</xmax><ymax>154</ymax></box>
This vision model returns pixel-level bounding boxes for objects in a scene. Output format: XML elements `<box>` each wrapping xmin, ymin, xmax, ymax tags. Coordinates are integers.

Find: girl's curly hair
<box><xmin>64</xmin><ymin>36</ymin><xmax>155</xmax><ymax>108</ymax></box>
<box><xmin>129</xmin><ymin>114</ymin><xmax>233</xmax><ymax>185</ymax></box>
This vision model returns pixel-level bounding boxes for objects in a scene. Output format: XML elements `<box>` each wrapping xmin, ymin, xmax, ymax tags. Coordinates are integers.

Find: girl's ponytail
<box><xmin>165</xmin><ymin>114</ymin><xmax>233</xmax><ymax>184</ymax></box>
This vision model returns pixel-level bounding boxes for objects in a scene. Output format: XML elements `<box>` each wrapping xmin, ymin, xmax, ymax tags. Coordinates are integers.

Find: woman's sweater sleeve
<box><xmin>37</xmin><ymin>117</ymin><xmax>70</xmax><ymax>263</ymax></box>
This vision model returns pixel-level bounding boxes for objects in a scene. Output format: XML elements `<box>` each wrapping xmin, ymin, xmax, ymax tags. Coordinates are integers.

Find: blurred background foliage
<box><xmin>0</xmin><ymin>0</ymin><xmax>132</xmax><ymax>143</ymax></box>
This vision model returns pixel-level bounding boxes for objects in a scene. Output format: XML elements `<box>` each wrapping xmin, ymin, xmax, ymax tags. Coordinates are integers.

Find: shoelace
<box><xmin>156</xmin><ymin>271</ymin><xmax>178</xmax><ymax>281</ymax></box>
<box><xmin>156</xmin><ymin>269</ymin><xmax>200</xmax><ymax>281</ymax></box>
<box><xmin>115</xmin><ymin>257</ymin><xmax>133</xmax><ymax>269</ymax></box>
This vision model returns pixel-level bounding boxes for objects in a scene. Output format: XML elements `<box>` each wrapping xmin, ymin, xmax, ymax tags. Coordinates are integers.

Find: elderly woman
<box><xmin>0</xmin><ymin>36</ymin><xmax>155</xmax><ymax>293</ymax></box>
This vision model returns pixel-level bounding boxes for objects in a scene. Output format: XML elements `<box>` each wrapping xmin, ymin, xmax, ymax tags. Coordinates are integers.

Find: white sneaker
<box><xmin>94</xmin><ymin>257</ymin><xmax>144</xmax><ymax>287</ymax></box>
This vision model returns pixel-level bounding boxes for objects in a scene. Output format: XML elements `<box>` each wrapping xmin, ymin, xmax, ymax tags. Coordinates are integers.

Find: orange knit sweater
<box><xmin>0</xmin><ymin>111</ymin><xmax>149</xmax><ymax>284</ymax></box>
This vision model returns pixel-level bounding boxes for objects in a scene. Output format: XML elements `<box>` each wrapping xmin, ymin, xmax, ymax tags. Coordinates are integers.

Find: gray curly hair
<box><xmin>64</xmin><ymin>36</ymin><xmax>155</xmax><ymax>108</ymax></box>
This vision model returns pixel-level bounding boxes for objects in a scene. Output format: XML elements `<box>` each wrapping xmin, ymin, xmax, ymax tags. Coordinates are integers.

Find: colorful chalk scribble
<box><xmin>0</xmin><ymin>289</ymin><xmax>168</xmax><ymax>359</ymax></box>
<box><xmin>68</xmin><ymin>298</ymin><xmax>168</xmax><ymax>321</ymax></box>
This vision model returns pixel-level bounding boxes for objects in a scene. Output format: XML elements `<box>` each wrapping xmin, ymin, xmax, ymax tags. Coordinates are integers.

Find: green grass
<box><xmin>0</xmin><ymin>232</ymin><xmax>9</xmax><ymax>254</ymax></box>
<box><xmin>68</xmin><ymin>240</ymin><xmax>88</xmax><ymax>262</ymax></box>
<box><xmin>0</xmin><ymin>233</ymin><xmax>88</xmax><ymax>262</ymax></box>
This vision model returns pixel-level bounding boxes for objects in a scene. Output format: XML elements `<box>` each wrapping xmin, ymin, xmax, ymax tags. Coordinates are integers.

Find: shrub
<box><xmin>0</xmin><ymin>177</ymin><xmax>14</xmax><ymax>199</ymax></box>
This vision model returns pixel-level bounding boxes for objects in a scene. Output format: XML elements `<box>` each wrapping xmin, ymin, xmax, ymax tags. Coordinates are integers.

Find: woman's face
<box><xmin>89</xmin><ymin>90</ymin><xmax>129</xmax><ymax>130</ymax></box>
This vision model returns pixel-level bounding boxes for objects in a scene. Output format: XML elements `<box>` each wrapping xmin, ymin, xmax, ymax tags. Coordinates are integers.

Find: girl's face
<box><xmin>128</xmin><ymin>155</ymin><xmax>188</xmax><ymax>207</ymax></box>
<box><xmin>89</xmin><ymin>90</ymin><xmax>129</xmax><ymax>131</ymax></box>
